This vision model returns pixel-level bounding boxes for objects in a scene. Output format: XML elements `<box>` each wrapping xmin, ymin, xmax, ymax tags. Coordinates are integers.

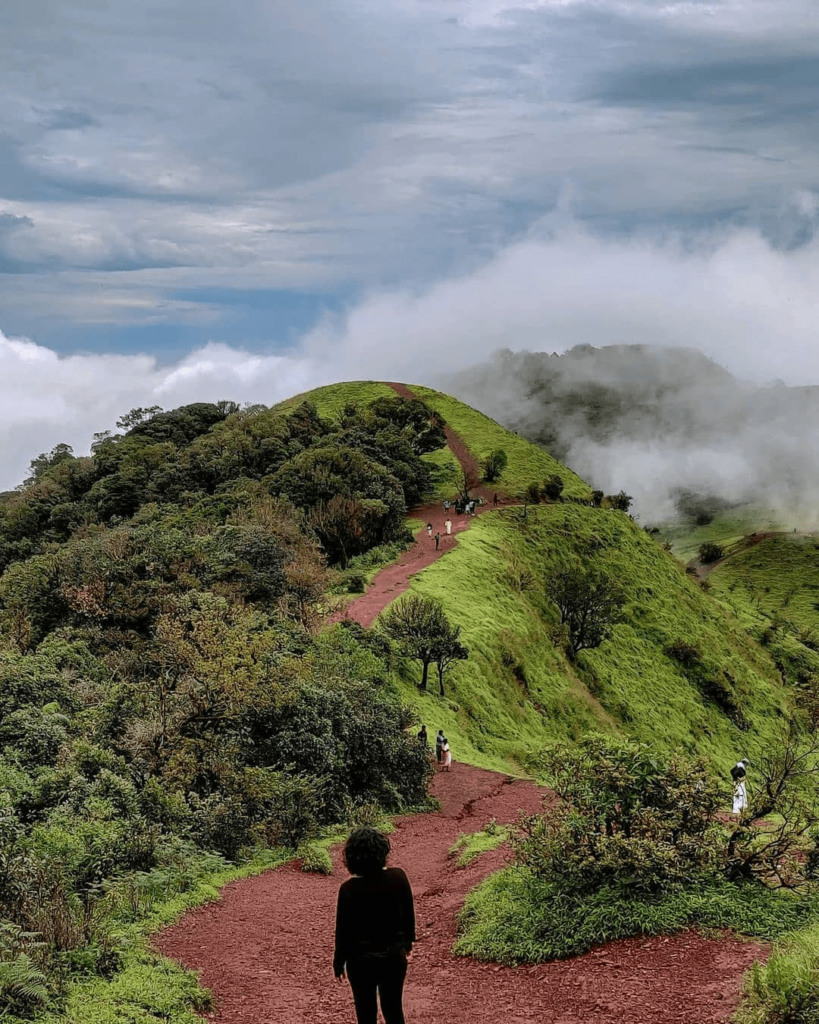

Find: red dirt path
<box><xmin>155</xmin><ymin>765</ymin><xmax>765</xmax><ymax>1024</ymax></box>
<box><xmin>332</xmin><ymin>382</ymin><xmax>507</xmax><ymax>627</ymax></box>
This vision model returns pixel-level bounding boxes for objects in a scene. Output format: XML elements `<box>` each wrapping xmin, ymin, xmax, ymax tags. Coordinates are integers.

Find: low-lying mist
<box><xmin>442</xmin><ymin>344</ymin><xmax>819</xmax><ymax>526</ymax></box>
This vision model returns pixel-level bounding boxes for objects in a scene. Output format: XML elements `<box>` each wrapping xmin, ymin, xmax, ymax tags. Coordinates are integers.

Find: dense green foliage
<box><xmin>457</xmin><ymin>737</ymin><xmax>819</xmax><ymax>964</ymax></box>
<box><xmin>0</xmin><ymin>392</ymin><xmax>450</xmax><ymax>1018</ymax></box>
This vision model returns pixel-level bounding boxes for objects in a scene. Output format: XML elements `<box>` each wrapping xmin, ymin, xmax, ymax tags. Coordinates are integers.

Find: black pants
<box><xmin>346</xmin><ymin>950</ymin><xmax>407</xmax><ymax>1024</ymax></box>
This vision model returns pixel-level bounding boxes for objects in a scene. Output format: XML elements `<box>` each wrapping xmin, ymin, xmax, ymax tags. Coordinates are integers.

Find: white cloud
<box><xmin>4</xmin><ymin>223</ymin><xmax>819</xmax><ymax>490</ymax></box>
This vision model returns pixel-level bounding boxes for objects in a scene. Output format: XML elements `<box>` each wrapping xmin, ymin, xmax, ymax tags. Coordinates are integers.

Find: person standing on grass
<box><xmin>416</xmin><ymin>724</ymin><xmax>427</xmax><ymax>746</ymax></box>
<box><xmin>442</xmin><ymin>737</ymin><xmax>452</xmax><ymax>771</ymax></box>
<box><xmin>334</xmin><ymin>827</ymin><xmax>416</xmax><ymax>1024</ymax></box>
<box><xmin>435</xmin><ymin>729</ymin><xmax>444</xmax><ymax>766</ymax></box>
<box><xmin>731</xmin><ymin>758</ymin><xmax>749</xmax><ymax>815</ymax></box>
<box><xmin>445</xmin><ymin>518</ymin><xmax>452</xmax><ymax>536</ymax></box>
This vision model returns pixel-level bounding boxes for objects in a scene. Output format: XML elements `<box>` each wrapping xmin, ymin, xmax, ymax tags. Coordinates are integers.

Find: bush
<box><xmin>699</xmin><ymin>541</ymin><xmax>724</xmax><ymax>564</ymax></box>
<box><xmin>515</xmin><ymin>736</ymin><xmax>723</xmax><ymax>894</ymax></box>
<box><xmin>541</xmin><ymin>474</ymin><xmax>564</xmax><ymax>501</ymax></box>
<box><xmin>299</xmin><ymin>842</ymin><xmax>333</xmax><ymax>875</ymax></box>
<box><xmin>482</xmin><ymin>449</ymin><xmax>508</xmax><ymax>483</ymax></box>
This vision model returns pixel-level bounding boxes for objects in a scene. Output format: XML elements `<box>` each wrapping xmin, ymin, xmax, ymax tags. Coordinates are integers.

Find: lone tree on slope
<box><xmin>380</xmin><ymin>594</ymin><xmax>467</xmax><ymax>692</ymax></box>
<box><xmin>482</xmin><ymin>448</ymin><xmax>508</xmax><ymax>483</ymax></box>
<box><xmin>545</xmin><ymin>565</ymin><xmax>626</xmax><ymax>658</ymax></box>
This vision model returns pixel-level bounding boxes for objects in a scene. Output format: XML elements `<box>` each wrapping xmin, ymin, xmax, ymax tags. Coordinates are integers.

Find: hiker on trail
<box><xmin>444</xmin><ymin>499</ymin><xmax>450</xmax><ymax>512</ymax></box>
<box><xmin>445</xmin><ymin>519</ymin><xmax>452</xmax><ymax>536</ymax></box>
<box><xmin>435</xmin><ymin>532</ymin><xmax>440</xmax><ymax>550</ymax></box>
<box><xmin>731</xmin><ymin>758</ymin><xmax>749</xmax><ymax>815</ymax></box>
<box><xmin>334</xmin><ymin>827</ymin><xmax>416</xmax><ymax>1024</ymax></box>
<box><xmin>417</xmin><ymin>724</ymin><xmax>427</xmax><ymax>746</ymax></box>
<box><xmin>442</xmin><ymin>737</ymin><xmax>452</xmax><ymax>771</ymax></box>
<box><xmin>435</xmin><ymin>730</ymin><xmax>444</xmax><ymax>765</ymax></box>
<box><xmin>426</xmin><ymin>523</ymin><xmax>433</xmax><ymax>538</ymax></box>
<box><xmin>493</xmin><ymin>492</ymin><xmax>498</xmax><ymax>507</ymax></box>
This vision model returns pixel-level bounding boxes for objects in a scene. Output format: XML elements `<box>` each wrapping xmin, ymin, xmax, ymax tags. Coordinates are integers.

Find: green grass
<box><xmin>455</xmin><ymin>868</ymin><xmax>814</xmax><ymax>964</ymax></box>
<box><xmin>735</xmin><ymin>921</ymin><xmax>819</xmax><ymax>1024</ymax></box>
<box><xmin>386</xmin><ymin>503</ymin><xmax>789</xmax><ymax>776</ymax></box>
<box><xmin>409</xmin><ymin>386</ymin><xmax>590</xmax><ymax>500</ymax></box>
<box><xmin>708</xmin><ymin>534</ymin><xmax>819</xmax><ymax>636</ymax></box>
<box><xmin>654</xmin><ymin>506</ymin><xmax>785</xmax><ymax>563</ymax></box>
<box><xmin>449</xmin><ymin>821</ymin><xmax>511</xmax><ymax>868</ymax></box>
<box><xmin>422</xmin><ymin>444</ymin><xmax>462</xmax><ymax>502</ymax></box>
<box><xmin>270</xmin><ymin>381</ymin><xmax>395</xmax><ymax>418</ymax></box>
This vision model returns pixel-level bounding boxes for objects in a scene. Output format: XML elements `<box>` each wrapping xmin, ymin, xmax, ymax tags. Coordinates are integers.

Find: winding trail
<box><xmin>155</xmin><ymin>766</ymin><xmax>765</xmax><ymax>1024</ymax></box>
<box><xmin>332</xmin><ymin>382</ymin><xmax>508</xmax><ymax>627</ymax></box>
<box><xmin>154</xmin><ymin>387</ymin><xmax>768</xmax><ymax>1022</ymax></box>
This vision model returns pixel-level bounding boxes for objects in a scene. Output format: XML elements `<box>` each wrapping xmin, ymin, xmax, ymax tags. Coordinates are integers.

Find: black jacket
<box><xmin>333</xmin><ymin>867</ymin><xmax>415</xmax><ymax>976</ymax></box>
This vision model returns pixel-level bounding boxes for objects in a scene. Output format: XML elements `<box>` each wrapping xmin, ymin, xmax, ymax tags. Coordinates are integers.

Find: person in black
<box><xmin>334</xmin><ymin>827</ymin><xmax>415</xmax><ymax>1024</ymax></box>
<box><xmin>435</xmin><ymin>532</ymin><xmax>440</xmax><ymax>550</ymax></box>
<box><xmin>435</xmin><ymin>729</ymin><xmax>444</xmax><ymax>765</ymax></box>
<box><xmin>417</xmin><ymin>724</ymin><xmax>427</xmax><ymax>745</ymax></box>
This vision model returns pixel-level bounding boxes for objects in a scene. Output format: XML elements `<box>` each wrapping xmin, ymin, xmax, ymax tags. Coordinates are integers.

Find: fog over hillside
<box><xmin>445</xmin><ymin>345</ymin><xmax>819</xmax><ymax>523</ymax></box>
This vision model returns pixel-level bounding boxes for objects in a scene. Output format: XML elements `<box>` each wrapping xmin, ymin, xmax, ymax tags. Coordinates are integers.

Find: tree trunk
<box><xmin>437</xmin><ymin>661</ymin><xmax>445</xmax><ymax>696</ymax></box>
<box><xmin>420</xmin><ymin>659</ymin><xmax>429</xmax><ymax>690</ymax></box>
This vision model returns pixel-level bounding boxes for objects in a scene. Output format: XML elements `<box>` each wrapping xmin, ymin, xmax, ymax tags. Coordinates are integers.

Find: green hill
<box><xmin>280</xmin><ymin>381</ymin><xmax>791</xmax><ymax>773</ymax></box>
<box><xmin>0</xmin><ymin>379</ymin><xmax>808</xmax><ymax>1021</ymax></box>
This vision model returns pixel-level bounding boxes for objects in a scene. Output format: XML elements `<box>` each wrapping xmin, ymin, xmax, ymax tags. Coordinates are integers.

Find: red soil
<box><xmin>331</xmin><ymin>382</ymin><xmax>508</xmax><ymax>627</ymax></box>
<box><xmin>155</xmin><ymin>764</ymin><xmax>765</xmax><ymax>1024</ymax></box>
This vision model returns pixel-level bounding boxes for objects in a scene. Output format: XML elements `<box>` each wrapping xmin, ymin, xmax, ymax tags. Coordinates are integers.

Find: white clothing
<box><xmin>732</xmin><ymin>780</ymin><xmax>747</xmax><ymax>815</ymax></box>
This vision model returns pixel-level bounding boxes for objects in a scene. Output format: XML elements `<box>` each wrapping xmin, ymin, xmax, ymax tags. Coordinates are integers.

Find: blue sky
<box><xmin>3</xmin><ymin>0</ymin><xmax>819</xmax><ymax>486</ymax></box>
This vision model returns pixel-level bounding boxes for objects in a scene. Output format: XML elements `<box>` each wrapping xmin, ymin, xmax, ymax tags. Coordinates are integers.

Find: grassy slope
<box><xmin>656</xmin><ymin>506</ymin><xmax>784</xmax><ymax>562</ymax></box>
<box><xmin>271</xmin><ymin>380</ymin><xmax>396</xmax><ymax>417</ymax></box>
<box><xmin>409</xmin><ymin>385</ymin><xmax>590</xmax><ymax>500</ymax></box>
<box><xmin>395</xmin><ymin>504</ymin><xmax>789</xmax><ymax>774</ymax></box>
<box><xmin>274</xmin><ymin>381</ymin><xmax>791</xmax><ymax>772</ymax></box>
<box><xmin>708</xmin><ymin>534</ymin><xmax>819</xmax><ymax>634</ymax></box>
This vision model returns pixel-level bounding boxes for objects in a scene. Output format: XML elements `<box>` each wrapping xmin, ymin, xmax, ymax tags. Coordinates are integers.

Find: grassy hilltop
<box><xmin>289</xmin><ymin>382</ymin><xmax>790</xmax><ymax>773</ymax></box>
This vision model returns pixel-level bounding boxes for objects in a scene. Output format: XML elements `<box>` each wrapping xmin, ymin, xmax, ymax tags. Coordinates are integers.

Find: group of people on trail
<box><xmin>416</xmin><ymin>724</ymin><xmax>452</xmax><ymax>770</ymax></box>
<box><xmin>731</xmin><ymin>757</ymin><xmax>750</xmax><ymax>814</ymax></box>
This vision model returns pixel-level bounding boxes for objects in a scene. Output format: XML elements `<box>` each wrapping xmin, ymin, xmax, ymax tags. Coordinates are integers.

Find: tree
<box><xmin>725</xmin><ymin>728</ymin><xmax>819</xmax><ymax>888</ymax></box>
<box><xmin>21</xmin><ymin>444</ymin><xmax>74</xmax><ymax>488</ymax></box>
<box><xmin>431</xmin><ymin>625</ymin><xmax>468</xmax><ymax>696</ymax></box>
<box><xmin>379</xmin><ymin>595</ymin><xmax>460</xmax><ymax>691</ymax></box>
<box><xmin>116</xmin><ymin>406</ymin><xmax>163</xmax><ymax>432</ymax></box>
<box><xmin>458</xmin><ymin>470</ymin><xmax>479</xmax><ymax>503</ymax></box>
<box><xmin>606</xmin><ymin>490</ymin><xmax>633</xmax><ymax>512</ymax></box>
<box><xmin>482</xmin><ymin>449</ymin><xmax>508</xmax><ymax>483</ymax></box>
<box><xmin>590</xmin><ymin>490</ymin><xmax>604</xmax><ymax>508</ymax></box>
<box><xmin>542</xmin><ymin>474</ymin><xmax>564</xmax><ymax>501</ymax></box>
<box><xmin>525</xmin><ymin>481</ymin><xmax>542</xmax><ymax>506</ymax></box>
<box><xmin>545</xmin><ymin>565</ymin><xmax>626</xmax><ymax>657</ymax></box>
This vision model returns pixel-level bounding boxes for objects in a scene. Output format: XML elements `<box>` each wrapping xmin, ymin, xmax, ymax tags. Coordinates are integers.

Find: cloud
<box><xmin>4</xmin><ymin>222</ymin><xmax>819</xmax><ymax>493</ymax></box>
<box><xmin>3</xmin><ymin>0</ymin><xmax>819</xmax><ymax>345</ymax></box>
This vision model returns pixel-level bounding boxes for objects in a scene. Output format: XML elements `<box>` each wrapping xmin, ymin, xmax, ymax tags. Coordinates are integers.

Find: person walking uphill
<box><xmin>334</xmin><ymin>827</ymin><xmax>416</xmax><ymax>1024</ymax></box>
<box><xmin>435</xmin><ymin>729</ymin><xmax>445</xmax><ymax>765</ymax></box>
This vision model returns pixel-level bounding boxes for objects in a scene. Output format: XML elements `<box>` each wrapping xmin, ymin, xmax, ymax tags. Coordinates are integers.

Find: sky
<box><xmin>3</xmin><ymin>0</ymin><xmax>819</xmax><ymax>487</ymax></box>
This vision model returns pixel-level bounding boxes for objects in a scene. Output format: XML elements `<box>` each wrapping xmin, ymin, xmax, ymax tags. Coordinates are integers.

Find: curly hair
<box><xmin>343</xmin><ymin>827</ymin><xmax>391</xmax><ymax>876</ymax></box>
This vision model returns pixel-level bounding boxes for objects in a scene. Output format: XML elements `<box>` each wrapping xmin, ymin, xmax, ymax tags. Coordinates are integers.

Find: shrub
<box><xmin>541</xmin><ymin>474</ymin><xmax>564</xmax><ymax>501</ymax></box>
<box><xmin>515</xmin><ymin>736</ymin><xmax>723</xmax><ymax>894</ymax></box>
<box><xmin>299</xmin><ymin>842</ymin><xmax>333</xmax><ymax>875</ymax></box>
<box><xmin>699</xmin><ymin>541</ymin><xmax>724</xmax><ymax>564</ymax></box>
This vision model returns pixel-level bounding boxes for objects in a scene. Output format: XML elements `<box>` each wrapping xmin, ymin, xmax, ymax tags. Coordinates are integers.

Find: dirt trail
<box><xmin>331</xmin><ymin>382</ymin><xmax>509</xmax><ymax>627</ymax></box>
<box><xmin>688</xmin><ymin>529</ymin><xmax>815</xmax><ymax>579</ymax></box>
<box><xmin>155</xmin><ymin>765</ymin><xmax>765</xmax><ymax>1024</ymax></box>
